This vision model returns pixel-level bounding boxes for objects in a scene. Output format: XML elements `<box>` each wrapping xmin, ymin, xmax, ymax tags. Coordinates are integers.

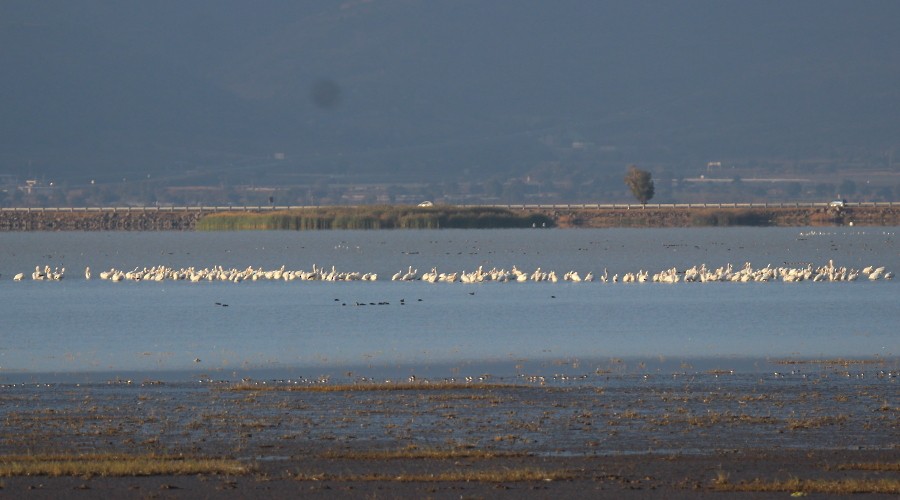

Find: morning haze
<box><xmin>2</xmin><ymin>0</ymin><xmax>899</xmax><ymax>206</ymax></box>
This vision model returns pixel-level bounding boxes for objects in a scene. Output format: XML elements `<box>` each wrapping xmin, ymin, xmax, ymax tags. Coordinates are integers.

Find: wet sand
<box><xmin>1</xmin><ymin>363</ymin><xmax>897</xmax><ymax>498</ymax></box>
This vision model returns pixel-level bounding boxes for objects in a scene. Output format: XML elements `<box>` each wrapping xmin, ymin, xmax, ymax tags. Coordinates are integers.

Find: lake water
<box><xmin>1</xmin><ymin>228</ymin><xmax>897</xmax><ymax>383</ymax></box>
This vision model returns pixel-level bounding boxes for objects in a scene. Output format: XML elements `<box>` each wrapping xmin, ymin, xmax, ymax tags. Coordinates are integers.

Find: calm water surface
<box><xmin>1</xmin><ymin>228</ymin><xmax>897</xmax><ymax>383</ymax></box>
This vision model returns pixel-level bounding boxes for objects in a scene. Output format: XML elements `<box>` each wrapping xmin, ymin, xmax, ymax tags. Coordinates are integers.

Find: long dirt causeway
<box><xmin>1</xmin><ymin>204</ymin><xmax>899</xmax><ymax>230</ymax></box>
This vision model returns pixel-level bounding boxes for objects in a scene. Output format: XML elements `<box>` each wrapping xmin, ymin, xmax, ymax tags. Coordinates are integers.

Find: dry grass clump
<box><xmin>320</xmin><ymin>445</ymin><xmax>528</xmax><ymax>460</ymax></box>
<box><xmin>772</xmin><ymin>358</ymin><xmax>884</xmax><ymax>367</ymax></box>
<box><xmin>837</xmin><ymin>462</ymin><xmax>900</xmax><ymax>471</ymax></box>
<box><xmin>226</xmin><ymin>381</ymin><xmax>525</xmax><ymax>392</ymax></box>
<box><xmin>292</xmin><ymin>468</ymin><xmax>575</xmax><ymax>483</ymax></box>
<box><xmin>645</xmin><ymin>410</ymin><xmax>780</xmax><ymax>428</ymax></box>
<box><xmin>712</xmin><ymin>476</ymin><xmax>900</xmax><ymax>494</ymax></box>
<box><xmin>785</xmin><ymin>415</ymin><xmax>849</xmax><ymax>430</ymax></box>
<box><xmin>0</xmin><ymin>454</ymin><xmax>248</xmax><ymax>478</ymax></box>
<box><xmin>425</xmin><ymin>393</ymin><xmax>500</xmax><ymax>402</ymax></box>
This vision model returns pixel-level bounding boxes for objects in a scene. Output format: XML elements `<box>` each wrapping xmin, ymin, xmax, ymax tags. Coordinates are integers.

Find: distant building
<box><xmin>20</xmin><ymin>179</ymin><xmax>39</xmax><ymax>194</ymax></box>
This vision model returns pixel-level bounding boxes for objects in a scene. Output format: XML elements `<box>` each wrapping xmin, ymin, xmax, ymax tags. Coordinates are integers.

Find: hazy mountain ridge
<box><xmin>2</xmin><ymin>0</ymin><xmax>899</xmax><ymax>185</ymax></box>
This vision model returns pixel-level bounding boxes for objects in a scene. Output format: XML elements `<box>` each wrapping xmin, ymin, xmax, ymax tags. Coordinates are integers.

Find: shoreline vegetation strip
<box><xmin>224</xmin><ymin>382</ymin><xmax>532</xmax><ymax>392</ymax></box>
<box><xmin>0</xmin><ymin>454</ymin><xmax>248</xmax><ymax>477</ymax></box>
<box><xmin>290</xmin><ymin>468</ymin><xmax>577</xmax><ymax>482</ymax></box>
<box><xmin>4</xmin><ymin>205</ymin><xmax>900</xmax><ymax>229</ymax></box>
<box><xmin>196</xmin><ymin>207</ymin><xmax>553</xmax><ymax>230</ymax></box>
<box><xmin>712</xmin><ymin>477</ymin><xmax>900</xmax><ymax>494</ymax></box>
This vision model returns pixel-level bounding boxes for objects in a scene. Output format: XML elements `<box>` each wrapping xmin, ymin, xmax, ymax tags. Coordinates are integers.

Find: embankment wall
<box><xmin>1</xmin><ymin>206</ymin><xmax>898</xmax><ymax>230</ymax></box>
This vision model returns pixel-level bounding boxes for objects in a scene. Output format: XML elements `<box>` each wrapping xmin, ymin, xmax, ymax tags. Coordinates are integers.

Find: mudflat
<box><xmin>1</xmin><ymin>364</ymin><xmax>897</xmax><ymax>498</ymax></box>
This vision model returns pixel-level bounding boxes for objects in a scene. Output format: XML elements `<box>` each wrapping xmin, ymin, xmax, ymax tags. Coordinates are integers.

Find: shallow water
<box><xmin>0</xmin><ymin>228</ymin><xmax>897</xmax><ymax>383</ymax></box>
<box><xmin>2</xmin><ymin>368</ymin><xmax>896</xmax><ymax>458</ymax></box>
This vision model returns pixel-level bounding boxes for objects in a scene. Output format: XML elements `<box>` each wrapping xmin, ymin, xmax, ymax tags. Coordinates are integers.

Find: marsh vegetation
<box><xmin>0</xmin><ymin>454</ymin><xmax>247</xmax><ymax>477</ymax></box>
<box><xmin>196</xmin><ymin>206</ymin><xmax>554</xmax><ymax>230</ymax></box>
<box><xmin>0</xmin><ymin>365</ymin><xmax>896</xmax><ymax>496</ymax></box>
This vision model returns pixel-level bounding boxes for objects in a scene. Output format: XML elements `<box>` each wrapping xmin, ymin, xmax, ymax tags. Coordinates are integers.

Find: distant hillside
<box><xmin>2</xmin><ymin>0</ymin><xmax>899</xmax><ymax>184</ymax></box>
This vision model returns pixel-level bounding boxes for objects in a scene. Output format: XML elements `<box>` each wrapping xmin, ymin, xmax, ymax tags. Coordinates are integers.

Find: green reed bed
<box><xmin>689</xmin><ymin>209</ymin><xmax>773</xmax><ymax>226</ymax></box>
<box><xmin>196</xmin><ymin>206</ymin><xmax>553</xmax><ymax>230</ymax></box>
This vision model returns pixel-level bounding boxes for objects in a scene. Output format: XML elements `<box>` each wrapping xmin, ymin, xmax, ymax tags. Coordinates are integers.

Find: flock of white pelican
<box><xmin>89</xmin><ymin>264</ymin><xmax>377</xmax><ymax>283</ymax></box>
<box><xmin>8</xmin><ymin>260</ymin><xmax>892</xmax><ymax>284</ymax></box>
<box><xmin>395</xmin><ymin>261</ymin><xmax>893</xmax><ymax>283</ymax></box>
<box><xmin>11</xmin><ymin>265</ymin><xmax>67</xmax><ymax>281</ymax></box>
<box><xmin>398</xmin><ymin>265</ymin><xmax>589</xmax><ymax>283</ymax></box>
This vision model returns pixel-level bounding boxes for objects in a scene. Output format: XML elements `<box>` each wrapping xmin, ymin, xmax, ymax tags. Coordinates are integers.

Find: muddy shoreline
<box><xmin>1</xmin><ymin>205</ymin><xmax>898</xmax><ymax>230</ymax></box>
<box><xmin>2</xmin><ymin>364</ymin><xmax>897</xmax><ymax>498</ymax></box>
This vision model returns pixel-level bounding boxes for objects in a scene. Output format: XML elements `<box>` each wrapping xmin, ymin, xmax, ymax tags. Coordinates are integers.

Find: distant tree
<box><xmin>814</xmin><ymin>183</ymin><xmax>836</xmax><ymax>198</ymax></box>
<box><xmin>502</xmin><ymin>179</ymin><xmax>526</xmax><ymax>203</ymax></box>
<box><xmin>784</xmin><ymin>182</ymin><xmax>802</xmax><ymax>199</ymax></box>
<box><xmin>385</xmin><ymin>184</ymin><xmax>403</xmax><ymax>204</ymax></box>
<box><xmin>483</xmin><ymin>178</ymin><xmax>503</xmax><ymax>199</ymax></box>
<box><xmin>6</xmin><ymin>188</ymin><xmax>23</xmax><ymax>206</ymax></box>
<box><xmin>859</xmin><ymin>183</ymin><xmax>873</xmax><ymax>199</ymax></box>
<box><xmin>286</xmin><ymin>187</ymin><xmax>306</xmax><ymax>204</ymax></box>
<box><xmin>624</xmin><ymin>165</ymin><xmax>654</xmax><ymax>204</ymax></box>
<box><xmin>65</xmin><ymin>189</ymin><xmax>86</xmax><ymax>206</ymax></box>
<box><xmin>839</xmin><ymin>179</ymin><xmax>857</xmax><ymax>198</ymax></box>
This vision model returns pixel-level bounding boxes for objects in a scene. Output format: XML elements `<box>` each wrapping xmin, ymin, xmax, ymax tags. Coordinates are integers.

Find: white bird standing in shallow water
<box><xmin>84</xmin><ymin>267</ymin><xmax>91</xmax><ymax>280</ymax></box>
